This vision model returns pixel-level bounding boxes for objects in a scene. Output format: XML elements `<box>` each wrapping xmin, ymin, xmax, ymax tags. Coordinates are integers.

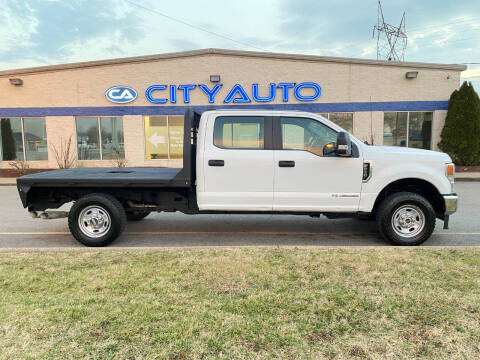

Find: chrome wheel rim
<box><xmin>78</xmin><ymin>205</ymin><xmax>111</xmax><ymax>238</ymax></box>
<box><xmin>391</xmin><ymin>204</ymin><xmax>425</xmax><ymax>238</ymax></box>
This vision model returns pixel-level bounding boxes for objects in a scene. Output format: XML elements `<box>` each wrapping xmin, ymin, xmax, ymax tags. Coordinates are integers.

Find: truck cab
<box><xmin>197</xmin><ymin>110</ymin><xmax>364</xmax><ymax>212</ymax></box>
<box><xmin>17</xmin><ymin>108</ymin><xmax>458</xmax><ymax>247</ymax></box>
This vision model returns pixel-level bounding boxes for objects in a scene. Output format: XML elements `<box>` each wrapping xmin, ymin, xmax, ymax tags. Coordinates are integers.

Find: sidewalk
<box><xmin>0</xmin><ymin>178</ymin><xmax>16</xmax><ymax>185</ymax></box>
<box><xmin>456</xmin><ymin>172</ymin><xmax>480</xmax><ymax>181</ymax></box>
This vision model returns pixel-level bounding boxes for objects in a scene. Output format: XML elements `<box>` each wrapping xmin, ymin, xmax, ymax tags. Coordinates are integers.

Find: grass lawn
<box><xmin>0</xmin><ymin>248</ymin><xmax>479</xmax><ymax>359</ymax></box>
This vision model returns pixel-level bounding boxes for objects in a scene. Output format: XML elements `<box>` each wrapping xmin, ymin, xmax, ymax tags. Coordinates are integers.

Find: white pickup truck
<box><xmin>17</xmin><ymin>108</ymin><xmax>458</xmax><ymax>246</ymax></box>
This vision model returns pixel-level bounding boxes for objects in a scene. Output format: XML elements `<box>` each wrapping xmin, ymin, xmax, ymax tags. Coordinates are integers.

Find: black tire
<box><xmin>68</xmin><ymin>193</ymin><xmax>126</xmax><ymax>247</ymax></box>
<box><xmin>376</xmin><ymin>192</ymin><xmax>436</xmax><ymax>246</ymax></box>
<box><xmin>126</xmin><ymin>211</ymin><xmax>150</xmax><ymax>221</ymax></box>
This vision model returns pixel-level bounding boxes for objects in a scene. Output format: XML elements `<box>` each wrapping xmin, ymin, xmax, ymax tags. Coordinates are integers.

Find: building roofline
<box><xmin>0</xmin><ymin>48</ymin><xmax>467</xmax><ymax>77</ymax></box>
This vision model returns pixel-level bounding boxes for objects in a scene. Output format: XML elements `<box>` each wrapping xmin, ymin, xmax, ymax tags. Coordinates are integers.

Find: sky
<box><xmin>1</xmin><ymin>0</ymin><xmax>480</xmax><ymax>91</ymax></box>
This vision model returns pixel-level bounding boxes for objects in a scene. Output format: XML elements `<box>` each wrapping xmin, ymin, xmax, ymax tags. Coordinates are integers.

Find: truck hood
<box><xmin>365</xmin><ymin>145</ymin><xmax>452</xmax><ymax>162</ymax></box>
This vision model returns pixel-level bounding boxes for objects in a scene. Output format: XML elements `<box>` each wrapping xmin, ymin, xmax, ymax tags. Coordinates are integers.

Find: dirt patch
<box><xmin>0</xmin><ymin>168</ymin><xmax>51</xmax><ymax>178</ymax></box>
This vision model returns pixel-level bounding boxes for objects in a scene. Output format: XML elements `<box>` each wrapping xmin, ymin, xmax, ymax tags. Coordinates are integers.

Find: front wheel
<box><xmin>68</xmin><ymin>193</ymin><xmax>127</xmax><ymax>247</ymax></box>
<box><xmin>376</xmin><ymin>192</ymin><xmax>436</xmax><ymax>246</ymax></box>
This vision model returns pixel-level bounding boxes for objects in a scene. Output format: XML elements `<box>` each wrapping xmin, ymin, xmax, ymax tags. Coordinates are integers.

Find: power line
<box><xmin>124</xmin><ymin>0</ymin><xmax>267</xmax><ymax>52</ymax></box>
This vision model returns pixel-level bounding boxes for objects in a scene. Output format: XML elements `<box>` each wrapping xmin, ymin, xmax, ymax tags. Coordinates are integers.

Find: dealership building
<box><xmin>0</xmin><ymin>48</ymin><xmax>466</xmax><ymax>169</ymax></box>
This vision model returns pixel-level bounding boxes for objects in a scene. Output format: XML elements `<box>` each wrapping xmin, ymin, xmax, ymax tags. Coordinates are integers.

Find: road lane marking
<box><xmin>0</xmin><ymin>231</ymin><xmax>479</xmax><ymax>236</ymax></box>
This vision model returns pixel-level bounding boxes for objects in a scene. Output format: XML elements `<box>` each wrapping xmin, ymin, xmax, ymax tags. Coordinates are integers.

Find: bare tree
<box><xmin>51</xmin><ymin>136</ymin><xmax>76</xmax><ymax>169</ymax></box>
<box><xmin>111</xmin><ymin>148</ymin><xmax>127</xmax><ymax>168</ymax></box>
<box><xmin>8</xmin><ymin>160</ymin><xmax>30</xmax><ymax>175</ymax></box>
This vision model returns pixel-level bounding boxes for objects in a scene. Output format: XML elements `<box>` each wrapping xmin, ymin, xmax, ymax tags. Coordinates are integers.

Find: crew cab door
<box><xmin>197</xmin><ymin>114</ymin><xmax>274</xmax><ymax>211</ymax></box>
<box><xmin>273</xmin><ymin>116</ymin><xmax>363</xmax><ymax>212</ymax></box>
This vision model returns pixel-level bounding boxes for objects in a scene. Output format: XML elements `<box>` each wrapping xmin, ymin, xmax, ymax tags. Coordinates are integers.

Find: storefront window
<box><xmin>383</xmin><ymin>112</ymin><xmax>432</xmax><ymax>149</ymax></box>
<box><xmin>23</xmin><ymin>118</ymin><xmax>48</xmax><ymax>160</ymax></box>
<box><xmin>383</xmin><ymin>112</ymin><xmax>408</xmax><ymax>147</ymax></box>
<box><xmin>319</xmin><ymin>113</ymin><xmax>354</xmax><ymax>133</ymax></box>
<box><xmin>145</xmin><ymin>115</ymin><xmax>184</xmax><ymax>159</ymax></box>
<box><xmin>408</xmin><ymin>112</ymin><xmax>432</xmax><ymax>149</ymax></box>
<box><xmin>100</xmin><ymin>117</ymin><xmax>125</xmax><ymax>160</ymax></box>
<box><xmin>1</xmin><ymin>117</ymin><xmax>47</xmax><ymax>161</ymax></box>
<box><xmin>76</xmin><ymin>117</ymin><xmax>124</xmax><ymax>160</ymax></box>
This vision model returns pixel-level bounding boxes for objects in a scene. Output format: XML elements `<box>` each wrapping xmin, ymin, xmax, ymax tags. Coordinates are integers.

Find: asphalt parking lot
<box><xmin>0</xmin><ymin>182</ymin><xmax>479</xmax><ymax>248</ymax></box>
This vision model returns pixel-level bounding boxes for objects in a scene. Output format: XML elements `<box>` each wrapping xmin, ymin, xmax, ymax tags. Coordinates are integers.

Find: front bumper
<box><xmin>443</xmin><ymin>193</ymin><xmax>458</xmax><ymax>215</ymax></box>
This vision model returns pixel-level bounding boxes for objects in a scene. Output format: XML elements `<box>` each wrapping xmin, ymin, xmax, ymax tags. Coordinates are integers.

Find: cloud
<box><xmin>1</xmin><ymin>0</ymin><xmax>480</xmax><ymax>92</ymax></box>
<box><xmin>0</xmin><ymin>0</ymin><xmax>144</xmax><ymax>68</ymax></box>
<box><xmin>0</xmin><ymin>1</ymin><xmax>38</xmax><ymax>53</ymax></box>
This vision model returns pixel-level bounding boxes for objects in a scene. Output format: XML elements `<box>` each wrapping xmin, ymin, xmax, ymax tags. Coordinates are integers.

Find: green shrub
<box><xmin>439</xmin><ymin>82</ymin><xmax>480</xmax><ymax>165</ymax></box>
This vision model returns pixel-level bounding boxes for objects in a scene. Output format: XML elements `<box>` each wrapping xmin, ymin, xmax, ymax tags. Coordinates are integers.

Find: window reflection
<box><xmin>384</xmin><ymin>112</ymin><xmax>408</xmax><ymax>147</ymax></box>
<box><xmin>101</xmin><ymin>117</ymin><xmax>125</xmax><ymax>160</ymax></box>
<box><xmin>24</xmin><ymin>118</ymin><xmax>48</xmax><ymax>161</ymax></box>
<box><xmin>1</xmin><ymin>118</ymin><xmax>23</xmax><ymax>160</ymax></box>
<box><xmin>76</xmin><ymin>117</ymin><xmax>100</xmax><ymax>160</ymax></box>
<box><xmin>213</xmin><ymin>116</ymin><xmax>264</xmax><ymax>149</ymax></box>
<box><xmin>0</xmin><ymin>117</ymin><xmax>47</xmax><ymax>161</ymax></box>
<box><xmin>281</xmin><ymin>117</ymin><xmax>337</xmax><ymax>156</ymax></box>
<box><xmin>383</xmin><ymin>112</ymin><xmax>433</xmax><ymax>149</ymax></box>
<box><xmin>408</xmin><ymin>112</ymin><xmax>432</xmax><ymax>149</ymax></box>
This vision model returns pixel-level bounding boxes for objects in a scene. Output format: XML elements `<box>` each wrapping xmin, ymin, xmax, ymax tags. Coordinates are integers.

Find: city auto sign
<box><xmin>105</xmin><ymin>86</ymin><xmax>137</xmax><ymax>103</ymax></box>
<box><xmin>105</xmin><ymin>82</ymin><xmax>321</xmax><ymax>104</ymax></box>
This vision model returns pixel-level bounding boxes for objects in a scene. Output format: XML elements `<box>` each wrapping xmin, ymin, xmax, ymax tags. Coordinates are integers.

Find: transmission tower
<box><xmin>373</xmin><ymin>0</ymin><xmax>407</xmax><ymax>61</ymax></box>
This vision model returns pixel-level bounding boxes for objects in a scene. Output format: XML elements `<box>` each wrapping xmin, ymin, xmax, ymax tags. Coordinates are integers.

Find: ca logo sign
<box><xmin>105</xmin><ymin>86</ymin><xmax>137</xmax><ymax>104</ymax></box>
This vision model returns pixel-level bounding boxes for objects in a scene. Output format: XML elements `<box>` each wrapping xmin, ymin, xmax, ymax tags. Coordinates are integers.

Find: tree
<box><xmin>439</xmin><ymin>82</ymin><xmax>480</xmax><ymax>165</ymax></box>
<box><xmin>1</xmin><ymin>118</ymin><xmax>17</xmax><ymax>161</ymax></box>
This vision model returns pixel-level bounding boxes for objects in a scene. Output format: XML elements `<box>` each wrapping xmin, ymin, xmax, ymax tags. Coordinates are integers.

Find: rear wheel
<box><xmin>68</xmin><ymin>193</ymin><xmax>126</xmax><ymax>247</ymax></box>
<box><xmin>126</xmin><ymin>211</ymin><xmax>150</xmax><ymax>221</ymax></box>
<box><xmin>376</xmin><ymin>192</ymin><xmax>436</xmax><ymax>246</ymax></box>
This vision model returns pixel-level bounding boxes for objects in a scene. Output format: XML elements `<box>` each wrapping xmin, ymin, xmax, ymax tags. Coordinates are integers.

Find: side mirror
<box><xmin>336</xmin><ymin>131</ymin><xmax>352</xmax><ymax>157</ymax></box>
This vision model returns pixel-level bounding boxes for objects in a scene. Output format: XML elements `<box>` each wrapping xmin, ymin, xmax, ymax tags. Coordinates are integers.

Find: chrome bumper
<box><xmin>443</xmin><ymin>194</ymin><xmax>458</xmax><ymax>215</ymax></box>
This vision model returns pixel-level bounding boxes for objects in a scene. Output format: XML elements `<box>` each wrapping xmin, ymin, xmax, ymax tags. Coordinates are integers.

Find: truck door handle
<box><xmin>279</xmin><ymin>161</ymin><xmax>295</xmax><ymax>167</ymax></box>
<box><xmin>208</xmin><ymin>160</ymin><xmax>225</xmax><ymax>167</ymax></box>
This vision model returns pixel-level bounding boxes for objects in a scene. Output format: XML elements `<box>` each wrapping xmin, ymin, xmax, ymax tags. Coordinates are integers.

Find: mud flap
<box><xmin>443</xmin><ymin>215</ymin><xmax>450</xmax><ymax>230</ymax></box>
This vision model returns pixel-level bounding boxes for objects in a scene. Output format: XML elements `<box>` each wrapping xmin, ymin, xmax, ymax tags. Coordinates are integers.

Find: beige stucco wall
<box><xmin>0</xmin><ymin>52</ymin><xmax>463</xmax><ymax>168</ymax></box>
<box><xmin>0</xmin><ymin>54</ymin><xmax>462</xmax><ymax>108</ymax></box>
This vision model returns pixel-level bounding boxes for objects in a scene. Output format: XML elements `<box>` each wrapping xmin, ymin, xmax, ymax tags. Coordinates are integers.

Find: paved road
<box><xmin>0</xmin><ymin>183</ymin><xmax>479</xmax><ymax>248</ymax></box>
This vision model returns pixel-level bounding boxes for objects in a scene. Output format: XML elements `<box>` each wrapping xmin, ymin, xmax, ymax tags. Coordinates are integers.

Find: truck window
<box><xmin>214</xmin><ymin>116</ymin><xmax>264</xmax><ymax>149</ymax></box>
<box><xmin>281</xmin><ymin>117</ymin><xmax>337</xmax><ymax>156</ymax></box>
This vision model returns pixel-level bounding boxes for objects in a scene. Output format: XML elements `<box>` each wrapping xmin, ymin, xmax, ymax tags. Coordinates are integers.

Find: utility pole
<box><xmin>373</xmin><ymin>0</ymin><xmax>407</xmax><ymax>61</ymax></box>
